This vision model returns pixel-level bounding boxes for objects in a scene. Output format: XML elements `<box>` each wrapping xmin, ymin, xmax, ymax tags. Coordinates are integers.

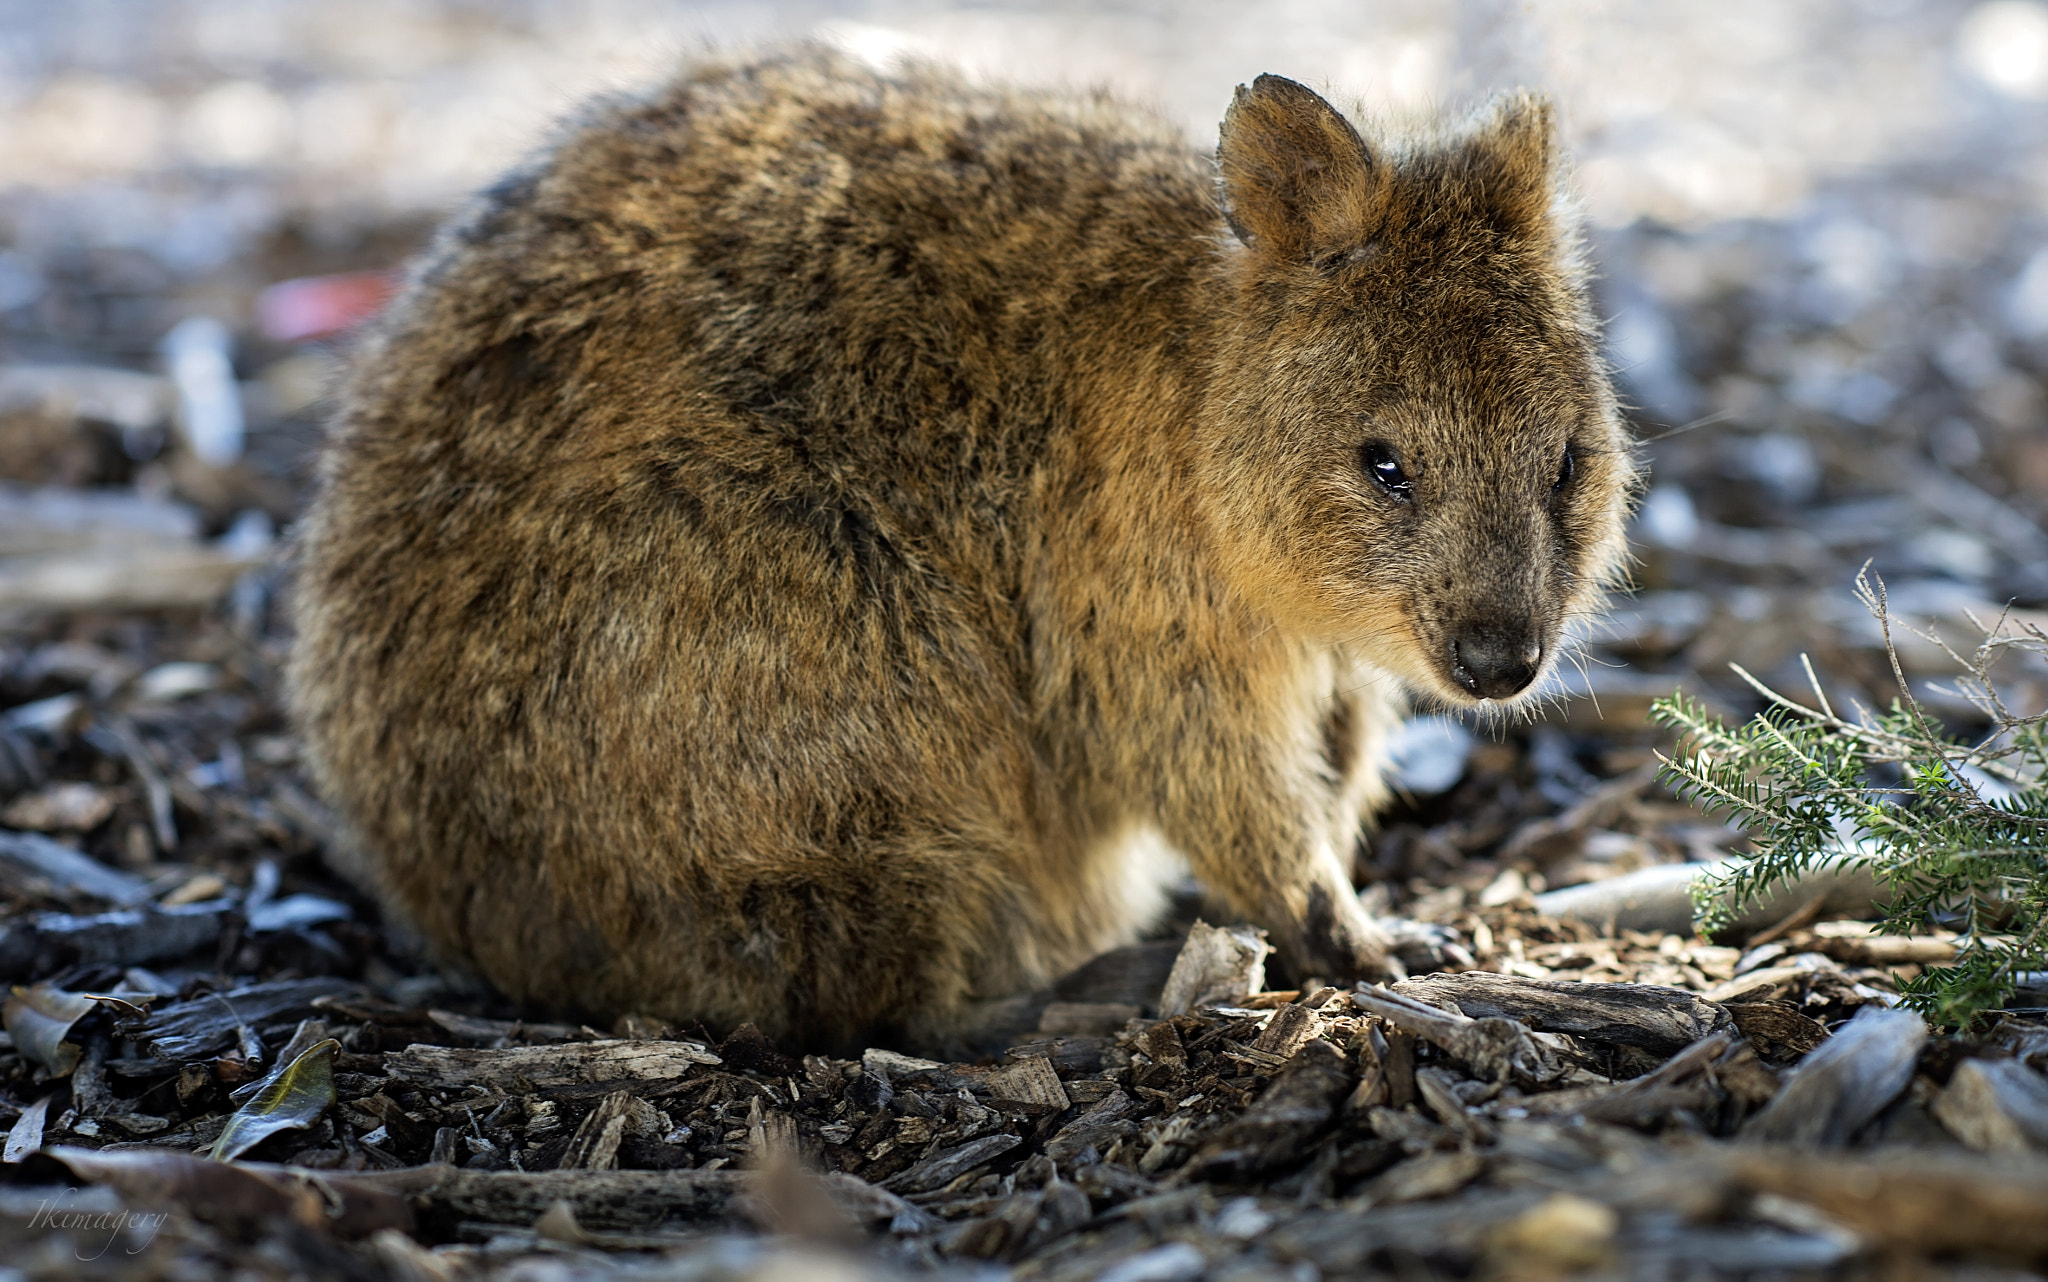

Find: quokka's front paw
<box><xmin>1274</xmin><ymin>882</ymin><xmax>1403</xmax><ymax>984</ymax></box>
<box><xmin>1277</xmin><ymin>887</ymin><xmax>1479</xmax><ymax>986</ymax></box>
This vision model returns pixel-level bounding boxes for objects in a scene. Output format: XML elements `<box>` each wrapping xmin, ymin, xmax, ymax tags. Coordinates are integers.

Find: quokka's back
<box><xmin>289</xmin><ymin>48</ymin><xmax>1633</xmax><ymax>1052</ymax></box>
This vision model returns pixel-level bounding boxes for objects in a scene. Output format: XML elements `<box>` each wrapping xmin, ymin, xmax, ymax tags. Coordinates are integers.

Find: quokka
<box><xmin>288</xmin><ymin>49</ymin><xmax>1634</xmax><ymax>1053</ymax></box>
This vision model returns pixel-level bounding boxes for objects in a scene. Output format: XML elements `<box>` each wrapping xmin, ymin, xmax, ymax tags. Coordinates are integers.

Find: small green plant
<box><xmin>1650</xmin><ymin>568</ymin><xmax>2048</xmax><ymax>1029</ymax></box>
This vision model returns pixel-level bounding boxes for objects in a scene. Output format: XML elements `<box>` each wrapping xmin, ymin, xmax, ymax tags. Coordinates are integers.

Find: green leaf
<box><xmin>209</xmin><ymin>1037</ymin><xmax>340</xmax><ymax>1161</ymax></box>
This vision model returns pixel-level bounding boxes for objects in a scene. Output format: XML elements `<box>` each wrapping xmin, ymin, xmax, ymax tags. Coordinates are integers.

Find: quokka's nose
<box><xmin>1450</xmin><ymin>630</ymin><xmax>1542</xmax><ymax>699</ymax></box>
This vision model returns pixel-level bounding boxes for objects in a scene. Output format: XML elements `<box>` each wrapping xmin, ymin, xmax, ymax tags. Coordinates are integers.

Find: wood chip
<box><xmin>131</xmin><ymin>977</ymin><xmax>362</xmax><ymax>1061</ymax></box>
<box><xmin>1272</xmin><ymin>1191</ymin><xmax>1548</xmax><ymax>1271</ymax></box>
<box><xmin>424</xmin><ymin>1009</ymin><xmax>583</xmax><ymax>1045</ymax></box>
<box><xmin>1728</xmin><ymin>1147</ymin><xmax>2048</xmax><ymax>1256</ymax></box>
<box><xmin>386</xmin><ymin>1038</ymin><xmax>720</xmax><ymax>1088</ymax></box>
<box><xmin>357</xmin><ymin>1166</ymin><xmax>745</xmax><ymax>1230</ymax></box>
<box><xmin>1414</xmin><ymin>1065</ymin><xmax>1486</xmax><ymax>1141</ymax></box>
<box><xmin>1251</xmin><ymin>1001</ymin><xmax>1324</xmax><ymax>1059</ymax></box>
<box><xmin>1392</xmin><ymin>972</ymin><xmax>1727</xmax><ymax>1058</ymax></box>
<box><xmin>2</xmin><ymin>782</ymin><xmax>120</xmax><ymax>832</ymax></box>
<box><xmin>1518</xmin><ymin>1030</ymin><xmax>1740</xmax><ymax>1125</ymax></box>
<box><xmin>1743</xmin><ymin>1006</ymin><xmax>1926</xmax><ymax>1145</ymax></box>
<box><xmin>1930</xmin><ymin>1057</ymin><xmax>2048</xmax><ymax>1153</ymax></box>
<box><xmin>1157</xmin><ymin>920</ymin><xmax>1270</xmax><ymax>1017</ymax></box>
<box><xmin>1035</xmin><ymin>1001</ymin><xmax>1139</xmax><ymax>1037</ymax></box>
<box><xmin>986</xmin><ymin>1054</ymin><xmax>1069</xmax><ymax>1112</ymax></box>
<box><xmin>882</xmin><ymin>1132</ymin><xmax>1023</xmax><ymax>1193</ymax></box>
<box><xmin>1801</xmin><ymin>921</ymin><xmax>1958</xmax><ymax>966</ymax></box>
<box><xmin>1722</xmin><ymin>1001</ymin><xmax>1829</xmax><ymax>1059</ymax></box>
<box><xmin>0</xmin><ymin>828</ymin><xmax>152</xmax><ymax>905</ymax></box>
<box><xmin>742</xmin><ymin>1096</ymin><xmax>799</xmax><ymax>1167</ymax></box>
<box><xmin>560</xmin><ymin>1090</ymin><xmax>661</xmax><ymax>1170</ymax></box>
<box><xmin>1184</xmin><ymin>1039</ymin><xmax>1352</xmax><ymax>1179</ymax></box>
<box><xmin>1044</xmin><ymin>1090</ymin><xmax>1136</xmax><ymax>1166</ymax></box>
<box><xmin>1351</xmin><ymin>987</ymin><xmax>1580</xmax><ymax>1087</ymax></box>
<box><xmin>1703</xmin><ymin>958</ymin><xmax>1837</xmax><ymax>1004</ymax></box>
<box><xmin>1353</xmin><ymin>1149</ymin><xmax>1486</xmax><ymax>1207</ymax></box>
<box><xmin>1531</xmin><ymin>861</ymin><xmax>1881</xmax><ymax>937</ymax></box>
<box><xmin>0</xmin><ymin>901</ymin><xmax>234</xmax><ymax>975</ymax></box>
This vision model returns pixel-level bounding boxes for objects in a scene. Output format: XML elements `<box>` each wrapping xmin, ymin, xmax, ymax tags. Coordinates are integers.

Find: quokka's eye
<box><xmin>1553</xmin><ymin>444</ymin><xmax>1576</xmax><ymax>491</ymax></box>
<box><xmin>1362</xmin><ymin>441</ymin><xmax>1413</xmax><ymax>503</ymax></box>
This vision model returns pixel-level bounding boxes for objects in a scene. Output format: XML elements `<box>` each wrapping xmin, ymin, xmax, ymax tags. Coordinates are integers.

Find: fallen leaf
<box><xmin>47</xmin><ymin>1145</ymin><xmax>414</xmax><ymax>1239</ymax></box>
<box><xmin>4</xmin><ymin>982</ymin><xmax>98</xmax><ymax>1076</ymax></box>
<box><xmin>209</xmin><ymin>1038</ymin><xmax>339</xmax><ymax>1161</ymax></box>
<box><xmin>3</xmin><ymin>1094</ymin><xmax>53</xmax><ymax>1163</ymax></box>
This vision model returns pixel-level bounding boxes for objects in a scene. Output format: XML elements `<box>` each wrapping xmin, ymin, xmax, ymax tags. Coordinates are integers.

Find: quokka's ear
<box><xmin>1466</xmin><ymin>91</ymin><xmax>1561</xmax><ymax>232</ymax></box>
<box><xmin>1218</xmin><ymin>75</ymin><xmax>1379</xmax><ymax>268</ymax></box>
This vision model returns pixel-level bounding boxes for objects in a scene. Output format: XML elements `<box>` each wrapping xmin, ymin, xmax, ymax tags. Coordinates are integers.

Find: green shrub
<box><xmin>1650</xmin><ymin>570</ymin><xmax>2047</xmax><ymax>1029</ymax></box>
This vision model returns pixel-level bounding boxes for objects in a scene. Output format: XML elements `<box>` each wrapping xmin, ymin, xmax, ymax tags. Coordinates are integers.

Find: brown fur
<box><xmin>287</xmin><ymin>50</ymin><xmax>1634</xmax><ymax>1054</ymax></box>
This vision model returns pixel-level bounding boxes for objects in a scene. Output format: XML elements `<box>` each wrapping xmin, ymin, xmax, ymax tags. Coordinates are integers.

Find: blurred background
<box><xmin>0</xmin><ymin>0</ymin><xmax>2045</xmax><ymax>735</ymax></box>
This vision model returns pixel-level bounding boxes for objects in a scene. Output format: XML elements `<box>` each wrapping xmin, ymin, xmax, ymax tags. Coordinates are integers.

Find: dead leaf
<box><xmin>4</xmin><ymin>981</ymin><xmax>98</xmax><ymax>1076</ymax></box>
<box><xmin>3</xmin><ymin>1093</ymin><xmax>53</xmax><ymax>1163</ymax></box>
<box><xmin>209</xmin><ymin>1037</ymin><xmax>339</xmax><ymax>1161</ymax></box>
<box><xmin>47</xmin><ymin>1145</ymin><xmax>413</xmax><ymax>1239</ymax></box>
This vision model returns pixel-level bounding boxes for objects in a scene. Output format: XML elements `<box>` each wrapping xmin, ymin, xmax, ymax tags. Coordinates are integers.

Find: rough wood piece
<box><xmin>1044</xmin><ymin>1090</ymin><xmax>1136</xmax><ymax>1166</ymax></box>
<box><xmin>859</xmin><ymin>1045</ymin><xmax>988</xmax><ymax>1093</ymax></box>
<box><xmin>0</xmin><ymin>901</ymin><xmax>234</xmax><ymax>976</ymax></box>
<box><xmin>1722</xmin><ymin>1001</ymin><xmax>1828</xmax><ymax>1059</ymax></box>
<box><xmin>882</xmin><ymin>1132</ymin><xmax>1023</xmax><ymax>1193</ymax></box>
<box><xmin>1184</xmin><ymin>1039</ymin><xmax>1351</xmax><ymax>1179</ymax></box>
<box><xmin>861</xmin><ymin>1047</ymin><xmax>942</xmax><ymax>1078</ymax></box>
<box><xmin>986</xmin><ymin>1055</ymin><xmax>1069</xmax><ymax>1112</ymax></box>
<box><xmin>1345</xmin><ymin>1024</ymin><xmax>1387</xmax><ymax>1112</ymax></box>
<box><xmin>1252</xmin><ymin>1002</ymin><xmax>1324</xmax><ymax>1059</ymax></box>
<box><xmin>1353</xmin><ymin>1149</ymin><xmax>1486</xmax><ymax>1207</ymax></box>
<box><xmin>1743</xmin><ymin>1006</ymin><xmax>1926</xmax><ymax>1145</ymax></box>
<box><xmin>388</xmin><ymin>1038</ymin><xmax>720</xmax><ymax>1087</ymax></box>
<box><xmin>1272</xmin><ymin>1191</ymin><xmax>1549</xmax><ymax>1272</ymax></box>
<box><xmin>0</xmin><ymin>544</ymin><xmax>269</xmax><ymax>612</ymax></box>
<box><xmin>743</xmin><ymin>1096</ymin><xmax>800</xmax><ymax>1167</ymax></box>
<box><xmin>814</xmin><ymin>1171</ymin><xmax>937</xmax><ymax>1235</ymax></box>
<box><xmin>1703</xmin><ymin>961</ymin><xmax>1835</xmax><ymax>1005</ymax></box>
<box><xmin>1931</xmin><ymin>1058</ymin><xmax>2048</xmax><ymax>1153</ymax></box>
<box><xmin>0</xmin><ymin>828</ymin><xmax>153</xmax><ymax>905</ymax></box>
<box><xmin>360</xmin><ymin>1166</ymin><xmax>747</xmax><ymax>1230</ymax></box>
<box><xmin>1001</xmin><ymin>1037</ymin><xmax>1109</xmax><ymax>1077</ymax></box>
<box><xmin>1531</xmin><ymin>860</ymin><xmax>1881</xmax><ymax>936</ymax></box>
<box><xmin>560</xmin><ymin>1090</ymin><xmax>661</xmax><ymax>1170</ymax></box>
<box><xmin>1729</xmin><ymin>1147</ymin><xmax>2048</xmax><ymax>1256</ymax></box>
<box><xmin>1035</xmin><ymin>1001</ymin><xmax>1139</xmax><ymax>1037</ymax></box>
<box><xmin>131</xmin><ymin>977</ymin><xmax>363</xmax><ymax>1061</ymax></box>
<box><xmin>0</xmin><ymin>483</ymin><xmax>195</xmax><ymax>555</ymax></box>
<box><xmin>1381</xmin><ymin>1027</ymin><xmax>1418</xmax><ymax>1109</ymax></box>
<box><xmin>426</xmin><ymin>1009</ymin><xmax>583</xmax><ymax>1045</ymax></box>
<box><xmin>1481</xmin><ymin>1193</ymin><xmax>1619</xmax><ymax>1274</ymax></box>
<box><xmin>1393</xmin><ymin>972</ymin><xmax>1726</xmax><ymax>1057</ymax></box>
<box><xmin>1351</xmin><ymin>987</ymin><xmax>1579</xmax><ymax>1087</ymax></box>
<box><xmin>1414</xmin><ymin>1065</ymin><xmax>1485</xmax><ymax>1141</ymax></box>
<box><xmin>1802</xmin><ymin>921</ymin><xmax>1957</xmax><ymax>966</ymax></box>
<box><xmin>1157</xmin><ymin>921</ymin><xmax>1270</xmax><ymax>1017</ymax></box>
<box><xmin>1519</xmin><ymin>1030</ymin><xmax>1738</xmax><ymax>1125</ymax></box>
